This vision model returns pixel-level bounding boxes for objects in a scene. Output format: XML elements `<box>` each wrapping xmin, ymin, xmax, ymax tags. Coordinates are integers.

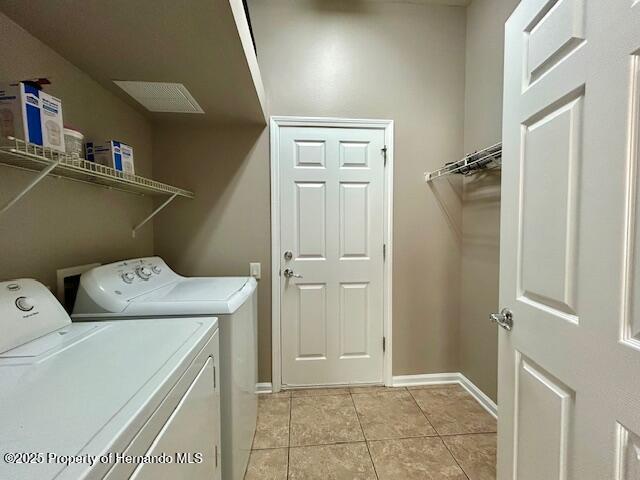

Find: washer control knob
<box><xmin>121</xmin><ymin>272</ymin><xmax>135</xmax><ymax>284</ymax></box>
<box><xmin>136</xmin><ymin>266</ymin><xmax>152</xmax><ymax>280</ymax></box>
<box><xmin>151</xmin><ymin>265</ymin><xmax>162</xmax><ymax>274</ymax></box>
<box><xmin>15</xmin><ymin>296</ymin><xmax>35</xmax><ymax>312</ymax></box>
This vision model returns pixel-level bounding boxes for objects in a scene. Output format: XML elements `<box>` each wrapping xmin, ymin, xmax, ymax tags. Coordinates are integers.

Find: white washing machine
<box><xmin>0</xmin><ymin>278</ymin><xmax>220</xmax><ymax>480</ymax></box>
<box><xmin>72</xmin><ymin>257</ymin><xmax>258</xmax><ymax>480</ymax></box>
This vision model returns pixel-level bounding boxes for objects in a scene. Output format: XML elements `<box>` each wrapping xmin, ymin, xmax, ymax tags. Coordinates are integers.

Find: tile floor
<box><xmin>244</xmin><ymin>384</ymin><xmax>497</xmax><ymax>480</ymax></box>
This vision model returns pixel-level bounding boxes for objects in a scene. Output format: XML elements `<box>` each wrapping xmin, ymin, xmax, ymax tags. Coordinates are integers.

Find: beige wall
<box><xmin>460</xmin><ymin>0</ymin><xmax>519</xmax><ymax>401</ymax></box>
<box><xmin>152</xmin><ymin>125</ymin><xmax>273</xmax><ymax>380</ymax></box>
<box><xmin>250</xmin><ymin>0</ymin><xmax>467</xmax><ymax>379</ymax></box>
<box><xmin>154</xmin><ymin>0</ymin><xmax>469</xmax><ymax>383</ymax></box>
<box><xmin>0</xmin><ymin>13</ymin><xmax>154</xmax><ymax>291</ymax></box>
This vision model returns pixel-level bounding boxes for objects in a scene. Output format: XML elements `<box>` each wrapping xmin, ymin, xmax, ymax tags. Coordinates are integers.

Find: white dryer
<box><xmin>72</xmin><ymin>257</ymin><xmax>258</xmax><ymax>480</ymax></box>
<box><xmin>0</xmin><ymin>278</ymin><xmax>220</xmax><ymax>480</ymax></box>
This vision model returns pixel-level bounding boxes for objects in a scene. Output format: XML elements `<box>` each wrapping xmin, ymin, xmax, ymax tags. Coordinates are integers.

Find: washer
<box><xmin>72</xmin><ymin>257</ymin><xmax>258</xmax><ymax>480</ymax></box>
<box><xmin>0</xmin><ymin>278</ymin><xmax>220</xmax><ymax>480</ymax></box>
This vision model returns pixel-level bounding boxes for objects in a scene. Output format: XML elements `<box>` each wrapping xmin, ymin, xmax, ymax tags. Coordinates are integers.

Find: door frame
<box><xmin>270</xmin><ymin>116</ymin><xmax>394</xmax><ymax>392</ymax></box>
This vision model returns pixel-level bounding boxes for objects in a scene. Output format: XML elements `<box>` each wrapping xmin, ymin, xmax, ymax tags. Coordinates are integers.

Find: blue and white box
<box><xmin>86</xmin><ymin>140</ymin><xmax>135</xmax><ymax>175</ymax></box>
<box><xmin>0</xmin><ymin>82</ymin><xmax>65</xmax><ymax>152</ymax></box>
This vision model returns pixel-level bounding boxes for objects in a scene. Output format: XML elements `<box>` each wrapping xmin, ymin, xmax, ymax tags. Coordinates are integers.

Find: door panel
<box><xmin>296</xmin><ymin>283</ymin><xmax>327</xmax><ymax>359</ymax></box>
<box><xmin>514</xmin><ymin>354</ymin><xmax>573</xmax><ymax>480</ymax></box>
<box><xmin>500</xmin><ymin>1</ymin><xmax>640</xmax><ymax>479</ymax></box>
<box><xmin>519</xmin><ymin>93</ymin><xmax>582</xmax><ymax>321</ymax></box>
<box><xmin>295</xmin><ymin>182</ymin><xmax>326</xmax><ymax>258</ymax></box>
<box><xmin>339</xmin><ymin>282</ymin><xmax>369</xmax><ymax>358</ymax></box>
<box><xmin>525</xmin><ymin>0</ymin><xmax>585</xmax><ymax>84</ymax></box>
<box><xmin>279</xmin><ymin>125</ymin><xmax>385</xmax><ymax>386</ymax></box>
<box><xmin>618</xmin><ymin>424</ymin><xmax>640</xmax><ymax>479</ymax></box>
<box><xmin>295</xmin><ymin>140</ymin><xmax>326</xmax><ymax>167</ymax></box>
<box><xmin>340</xmin><ymin>183</ymin><xmax>369</xmax><ymax>258</ymax></box>
<box><xmin>626</xmin><ymin>54</ymin><xmax>640</xmax><ymax>346</ymax></box>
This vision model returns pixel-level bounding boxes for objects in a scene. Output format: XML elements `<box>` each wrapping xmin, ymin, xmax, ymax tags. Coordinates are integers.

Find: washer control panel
<box><xmin>74</xmin><ymin>257</ymin><xmax>182</xmax><ymax>312</ymax></box>
<box><xmin>112</xmin><ymin>258</ymin><xmax>169</xmax><ymax>286</ymax></box>
<box><xmin>0</xmin><ymin>279</ymin><xmax>70</xmax><ymax>354</ymax></box>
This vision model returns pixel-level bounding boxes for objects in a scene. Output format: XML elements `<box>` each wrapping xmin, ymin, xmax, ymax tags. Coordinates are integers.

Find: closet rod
<box><xmin>425</xmin><ymin>142</ymin><xmax>502</xmax><ymax>182</ymax></box>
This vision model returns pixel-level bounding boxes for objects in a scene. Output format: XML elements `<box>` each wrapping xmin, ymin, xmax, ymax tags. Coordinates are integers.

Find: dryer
<box><xmin>0</xmin><ymin>278</ymin><xmax>220</xmax><ymax>480</ymax></box>
<box><xmin>72</xmin><ymin>257</ymin><xmax>258</xmax><ymax>480</ymax></box>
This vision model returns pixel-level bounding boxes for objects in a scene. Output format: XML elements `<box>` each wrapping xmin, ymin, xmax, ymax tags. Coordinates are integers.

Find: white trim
<box><xmin>56</xmin><ymin>263</ymin><xmax>100</xmax><ymax>304</ymax></box>
<box><xmin>393</xmin><ymin>372</ymin><xmax>498</xmax><ymax>418</ymax></box>
<box><xmin>458</xmin><ymin>373</ymin><xmax>498</xmax><ymax>419</ymax></box>
<box><xmin>256</xmin><ymin>382</ymin><xmax>273</xmax><ymax>394</ymax></box>
<box><xmin>270</xmin><ymin>116</ymin><xmax>394</xmax><ymax>393</ymax></box>
<box><xmin>228</xmin><ymin>0</ymin><xmax>267</xmax><ymax>122</ymax></box>
<box><xmin>392</xmin><ymin>372</ymin><xmax>461</xmax><ymax>387</ymax></box>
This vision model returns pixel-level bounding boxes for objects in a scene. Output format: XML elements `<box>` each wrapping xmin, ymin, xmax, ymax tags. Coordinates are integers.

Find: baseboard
<box><xmin>457</xmin><ymin>373</ymin><xmax>498</xmax><ymax>418</ymax></box>
<box><xmin>256</xmin><ymin>382</ymin><xmax>273</xmax><ymax>394</ymax></box>
<box><xmin>392</xmin><ymin>372</ymin><xmax>461</xmax><ymax>388</ymax></box>
<box><xmin>392</xmin><ymin>372</ymin><xmax>497</xmax><ymax>418</ymax></box>
<box><xmin>257</xmin><ymin>375</ymin><xmax>497</xmax><ymax>418</ymax></box>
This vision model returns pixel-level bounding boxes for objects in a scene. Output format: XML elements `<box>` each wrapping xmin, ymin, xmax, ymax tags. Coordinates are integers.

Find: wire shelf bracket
<box><xmin>0</xmin><ymin>158</ymin><xmax>61</xmax><ymax>215</ymax></box>
<box><xmin>0</xmin><ymin>137</ymin><xmax>194</xmax><ymax>236</ymax></box>
<box><xmin>425</xmin><ymin>142</ymin><xmax>502</xmax><ymax>182</ymax></box>
<box><xmin>132</xmin><ymin>192</ymin><xmax>179</xmax><ymax>238</ymax></box>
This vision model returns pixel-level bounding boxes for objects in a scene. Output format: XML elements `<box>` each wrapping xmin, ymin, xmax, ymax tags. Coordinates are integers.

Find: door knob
<box><xmin>490</xmin><ymin>308</ymin><xmax>513</xmax><ymax>331</ymax></box>
<box><xmin>283</xmin><ymin>268</ymin><xmax>302</xmax><ymax>279</ymax></box>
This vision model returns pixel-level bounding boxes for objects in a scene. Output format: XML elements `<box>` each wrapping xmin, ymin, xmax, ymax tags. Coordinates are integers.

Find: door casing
<box><xmin>270</xmin><ymin>116</ymin><xmax>394</xmax><ymax>392</ymax></box>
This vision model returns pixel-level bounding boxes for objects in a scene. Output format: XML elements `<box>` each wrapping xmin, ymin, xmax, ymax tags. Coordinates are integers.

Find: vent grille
<box><xmin>114</xmin><ymin>81</ymin><xmax>204</xmax><ymax>114</ymax></box>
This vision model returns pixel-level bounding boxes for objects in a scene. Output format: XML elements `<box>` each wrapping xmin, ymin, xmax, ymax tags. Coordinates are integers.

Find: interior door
<box><xmin>279</xmin><ymin>125</ymin><xmax>386</xmax><ymax>386</ymax></box>
<box><xmin>499</xmin><ymin>1</ymin><xmax>640</xmax><ymax>479</ymax></box>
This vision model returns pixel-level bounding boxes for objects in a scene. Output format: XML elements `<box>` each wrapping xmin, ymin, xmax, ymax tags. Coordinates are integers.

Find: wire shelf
<box><xmin>425</xmin><ymin>142</ymin><xmax>502</xmax><ymax>182</ymax></box>
<box><xmin>0</xmin><ymin>136</ymin><xmax>194</xmax><ymax>198</ymax></box>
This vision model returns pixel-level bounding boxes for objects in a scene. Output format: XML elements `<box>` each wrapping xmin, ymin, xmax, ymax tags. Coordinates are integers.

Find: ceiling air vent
<box><xmin>114</xmin><ymin>81</ymin><xmax>204</xmax><ymax>114</ymax></box>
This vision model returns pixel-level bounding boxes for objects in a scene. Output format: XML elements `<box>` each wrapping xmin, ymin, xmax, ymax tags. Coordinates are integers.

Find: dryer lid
<box><xmin>132</xmin><ymin>277</ymin><xmax>249</xmax><ymax>303</ymax></box>
<box><xmin>0</xmin><ymin>317</ymin><xmax>217</xmax><ymax>480</ymax></box>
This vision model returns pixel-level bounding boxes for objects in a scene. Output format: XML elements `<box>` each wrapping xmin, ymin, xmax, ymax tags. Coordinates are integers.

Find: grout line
<box><xmin>251</xmin><ymin>445</ymin><xmax>291</xmax><ymax>451</ymax></box>
<box><xmin>440</xmin><ymin>437</ymin><xmax>471</xmax><ymax>480</ymax></box>
<box><xmin>289</xmin><ymin>440</ymin><xmax>370</xmax><ymax>449</ymax></box>
<box><xmin>287</xmin><ymin>396</ymin><xmax>292</xmax><ymax>479</ymax></box>
<box><xmin>407</xmin><ymin>388</ymin><xmax>438</xmax><ymax>434</ymax></box>
<box><xmin>439</xmin><ymin>431</ymin><xmax>498</xmax><ymax>437</ymax></box>
<box><xmin>407</xmin><ymin>389</ymin><xmax>470</xmax><ymax>480</ymax></box>
<box><xmin>350</xmin><ymin>392</ymin><xmax>380</xmax><ymax>480</ymax></box>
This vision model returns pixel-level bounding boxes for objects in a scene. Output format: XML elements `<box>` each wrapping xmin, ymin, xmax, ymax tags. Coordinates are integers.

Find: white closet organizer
<box><xmin>0</xmin><ymin>136</ymin><xmax>194</xmax><ymax>237</ymax></box>
<box><xmin>425</xmin><ymin>142</ymin><xmax>502</xmax><ymax>182</ymax></box>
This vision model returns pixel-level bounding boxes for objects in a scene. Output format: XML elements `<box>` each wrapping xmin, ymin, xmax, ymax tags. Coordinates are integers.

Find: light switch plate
<box><xmin>250</xmin><ymin>262</ymin><xmax>261</xmax><ymax>280</ymax></box>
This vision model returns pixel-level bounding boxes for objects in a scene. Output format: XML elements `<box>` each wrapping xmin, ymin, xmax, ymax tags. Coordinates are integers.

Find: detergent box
<box><xmin>0</xmin><ymin>82</ymin><xmax>65</xmax><ymax>152</ymax></box>
<box><xmin>86</xmin><ymin>140</ymin><xmax>135</xmax><ymax>175</ymax></box>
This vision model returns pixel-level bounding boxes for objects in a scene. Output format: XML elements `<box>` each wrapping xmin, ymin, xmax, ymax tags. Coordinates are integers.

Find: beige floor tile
<box><xmin>368</xmin><ymin>437</ymin><xmax>467</xmax><ymax>480</ymax></box>
<box><xmin>410</xmin><ymin>385</ymin><xmax>497</xmax><ymax>435</ymax></box>
<box><xmin>290</xmin><ymin>387</ymin><xmax>351</xmax><ymax>397</ymax></box>
<box><xmin>288</xmin><ymin>442</ymin><xmax>377</xmax><ymax>480</ymax></box>
<box><xmin>352</xmin><ymin>390</ymin><xmax>437</xmax><ymax>440</ymax></box>
<box><xmin>443</xmin><ymin>433</ymin><xmax>497</xmax><ymax>480</ymax></box>
<box><xmin>252</xmin><ymin>397</ymin><xmax>290</xmax><ymax>449</ymax></box>
<box><xmin>244</xmin><ymin>448</ymin><xmax>288</xmax><ymax>480</ymax></box>
<box><xmin>349</xmin><ymin>385</ymin><xmax>406</xmax><ymax>394</ymax></box>
<box><xmin>263</xmin><ymin>391</ymin><xmax>292</xmax><ymax>399</ymax></box>
<box><xmin>290</xmin><ymin>394</ymin><xmax>364</xmax><ymax>446</ymax></box>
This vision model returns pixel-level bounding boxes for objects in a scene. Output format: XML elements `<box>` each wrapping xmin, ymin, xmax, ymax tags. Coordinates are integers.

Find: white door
<box><xmin>278</xmin><ymin>125</ymin><xmax>386</xmax><ymax>386</ymax></box>
<box><xmin>499</xmin><ymin>1</ymin><xmax>640</xmax><ymax>479</ymax></box>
